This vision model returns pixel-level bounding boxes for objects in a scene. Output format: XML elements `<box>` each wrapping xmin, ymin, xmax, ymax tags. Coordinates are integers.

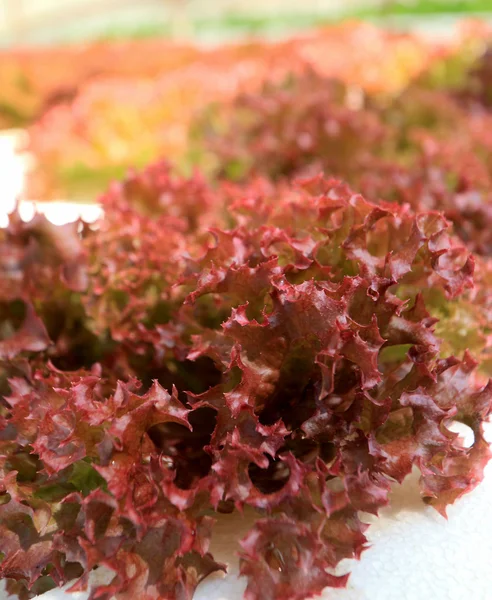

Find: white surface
<box><xmin>11</xmin><ymin>200</ymin><xmax>102</xmax><ymax>225</ymax></box>
<box><xmin>0</xmin><ymin>129</ymin><xmax>30</xmax><ymax>221</ymax></box>
<box><xmin>1</xmin><ymin>132</ymin><xmax>492</xmax><ymax>600</ymax></box>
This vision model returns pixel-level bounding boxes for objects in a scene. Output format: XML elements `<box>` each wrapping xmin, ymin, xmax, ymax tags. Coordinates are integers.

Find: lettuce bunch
<box><xmin>1</xmin><ymin>164</ymin><xmax>490</xmax><ymax>600</ymax></box>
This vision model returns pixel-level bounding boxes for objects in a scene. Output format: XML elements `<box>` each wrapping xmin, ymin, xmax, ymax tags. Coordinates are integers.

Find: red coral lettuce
<box><xmin>0</xmin><ymin>169</ymin><xmax>490</xmax><ymax>600</ymax></box>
